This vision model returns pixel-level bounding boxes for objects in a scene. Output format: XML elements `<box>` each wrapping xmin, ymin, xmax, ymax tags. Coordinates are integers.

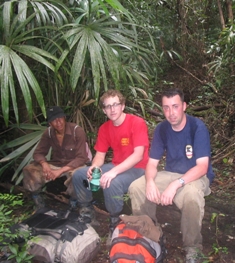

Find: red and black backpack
<box><xmin>109</xmin><ymin>222</ymin><xmax>165</xmax><ymax>263</ymax></box>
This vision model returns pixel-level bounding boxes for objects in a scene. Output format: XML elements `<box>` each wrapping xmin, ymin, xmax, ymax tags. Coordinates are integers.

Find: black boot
<box><xmin>106</xmin><ymin>216</ymin><xmax>121</xmax><ymax>248</ymax></box>
<box><xmin>78</xmin><ymin>204</ymin><xmax>100</xmax><ymax>226</ymax></box>
<box><xmin>69</xmin><ymin>198</ymin><xmax>78</xmax><ymax>211</ymax></box>
<box><xmin>32</xmin><ymin>193</ymin><xmax>45</xmax><ymax>211</ymax></box>
<box><xmin>109</xmin><ymin>216</ymin><xmax>121</xmax><ymax>232</ymax></box>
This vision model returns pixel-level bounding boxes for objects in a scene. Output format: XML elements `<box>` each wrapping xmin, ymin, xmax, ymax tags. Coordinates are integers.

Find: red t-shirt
<box><xmin>94</xmin><ymin>114</ymin><xmax>149</xmax><ymax>169</ymax></box>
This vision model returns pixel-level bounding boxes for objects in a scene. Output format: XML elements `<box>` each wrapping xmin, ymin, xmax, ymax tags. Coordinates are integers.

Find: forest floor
<box><xmin>0</xmin><ymin>162</ymin><xmax>234</xmax><ymax>263</ymax></box>
<box><xmin>25</xmin><ymin>161</ymin><xmax>235</xmax><ymax>263</ymax></box>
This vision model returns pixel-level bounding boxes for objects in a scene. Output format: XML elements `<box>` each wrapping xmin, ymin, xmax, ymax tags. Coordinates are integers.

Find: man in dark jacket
<box><xmin>23</xmin><ymin>106</ymin><xmax>91</xmax><ymax>210</ymax></box>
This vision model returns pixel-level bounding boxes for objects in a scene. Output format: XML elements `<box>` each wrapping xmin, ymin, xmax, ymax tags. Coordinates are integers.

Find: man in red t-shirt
<box><xmin>72</xmin><ymin>89</ymin><xmax>149</xmax><ymax>233</ymax></box>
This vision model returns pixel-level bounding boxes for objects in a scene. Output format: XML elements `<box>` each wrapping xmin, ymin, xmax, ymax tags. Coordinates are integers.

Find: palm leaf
<box><xmin>17</xmin><ymin>0</ymin><xmax>28</xmax><ymax>23</ymax></box>
<box><xmin>94</xmin><ymin>31</ymin><xmax>122</xmax><ymax>89</ymax></box>
<box><xmin>70</xmin><ymin>29</ymin><xmax>89</xmax><ymax>91</ymax></box>
<box><xmin>12</xmin><ymin>45</ymin><xmax>57</xmax><ymax>70</ymax></box>
<box><xmin>11</xmin><ymin>123</ymin><xmax>47</xmax><ymax>130</ymax></box>
<box><xmin>0</xmin><ymin>46</ymin><xmax>47</xmax><ymax>125</ymax></box>
<box><xmin>12</xmin><ymin>144</ymin><xmax>38</xmax><ymax>184</ymax></box>
<box><xmin>0</xmin><ymin>133</ymin><xmax>43</xmax><ymax>163</ymax></box>
<box><xmin>2</xmin><ymin>0</ymin><xmax>12</xmax><ymax>40</ymax></box>
<box><xmin>88</xmin><ymin>32</ymin><xmax>102</xmax><ymax>98</ymax></box>
<box><xmin>1</xmin><ymin>130</ymin><xmax>46</xmax><ymax>150</ymax></box>
<box><xmin>0</xmin><ymin>46</ymin><xmax>12</xmax><ymax>122</ymax></box>
<box><xmin>0</xmin><ymin>124</ymin><xmax>49</xmax><ymax>184</ymax></box>
<box><xmin>15</xmin><ymin>0</ymin><xmax>70</xmax><ymax>27</ymax></box>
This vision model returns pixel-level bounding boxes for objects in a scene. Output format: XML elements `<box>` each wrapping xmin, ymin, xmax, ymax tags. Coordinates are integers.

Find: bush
<box><xmin>0</xmin><ymin>193</ymin><xmax>33</xmax><ymax>263</ymax></box>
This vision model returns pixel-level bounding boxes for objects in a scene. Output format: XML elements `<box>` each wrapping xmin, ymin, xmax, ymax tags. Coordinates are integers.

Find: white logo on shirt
<box><xmin>185</xmin><ymin>145</ymin><xmax>193</xmax><ymax>159</ymax></box>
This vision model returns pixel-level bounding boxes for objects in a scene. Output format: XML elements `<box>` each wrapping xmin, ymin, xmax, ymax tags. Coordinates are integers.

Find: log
<box><xmin>0</xmin><ymin>182</ymin><xmax>109</xmax><ymax>216</ymax></box>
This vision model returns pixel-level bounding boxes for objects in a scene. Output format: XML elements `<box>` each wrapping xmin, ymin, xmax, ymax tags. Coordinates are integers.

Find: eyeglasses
<box><xmin>103</xmin><ymin>102</ymin><xmax>122</xmax><ymax>110</ymax></box>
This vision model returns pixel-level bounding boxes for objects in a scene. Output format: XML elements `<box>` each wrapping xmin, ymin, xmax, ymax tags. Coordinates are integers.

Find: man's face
<box><xmin>49</xmin><ymin>117</ymin><xmax>66</xmax><ymax>133</ymax></box>
<box><xmin>162</xmin><ymin>95</ymin><xmax>186</xmax><ymax>129</ymax></box>
<box><xmin>102</xmin><ymin>95</ymin><xmax>125</xmax><ymax>122</ymax></box>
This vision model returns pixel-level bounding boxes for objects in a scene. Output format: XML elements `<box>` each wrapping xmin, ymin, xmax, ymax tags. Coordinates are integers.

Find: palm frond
<box><xmin>0</xmin><ymin>132</ymin><xmax>43</xmax><ymax>163</ymax></box>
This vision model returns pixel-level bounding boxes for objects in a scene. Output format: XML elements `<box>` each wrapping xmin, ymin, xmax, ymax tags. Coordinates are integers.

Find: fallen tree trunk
<box><xmin>0</xmin><ymin>182</ymin><xmax>109</xmax><ymax>216</ymax></box>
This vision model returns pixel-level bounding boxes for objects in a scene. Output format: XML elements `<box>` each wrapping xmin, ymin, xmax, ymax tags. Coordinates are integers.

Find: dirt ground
<box><xmin>40</xmin><ymin>173</ymin><xmax>235</xmax><ymax>263</ymax></box>
<box><xmin>1</xmin><ymin>164</ymin><xmax>234</xmax><ymax>263</ymax></box>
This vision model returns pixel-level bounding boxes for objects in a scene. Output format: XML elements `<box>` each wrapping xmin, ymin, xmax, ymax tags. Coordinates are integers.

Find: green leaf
<box><xmin>8</xmin><ymin>244</ymin><xmax>18</xmax><ymax>255</ymax></box>
<box><xmin>223</xmin><ymin>158</ymin><xmax>228</xmax><ymax>163</ymax></box>
<box><xmin>13</xmin><ymin>144</ymin><xmax>39</xmax><ymax>183</ymax></box>
<box><xmin>1</xmin><ymin>130</ymin><xmax>45</xmax><ymax>150</ymax></box>
<box><xmin>70</xmin><ymin>29</ymin><xmax>88</xmax><ymax>91</ymax></box>
<box><xmin>0</xmin><ymin>133</ymin><xmax>43</xmax><ymax>163</ymax></box>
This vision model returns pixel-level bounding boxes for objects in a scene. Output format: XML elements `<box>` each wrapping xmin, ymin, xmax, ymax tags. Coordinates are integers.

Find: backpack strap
<box><xmin>48</xmin><ymin>123</ymin><xmax>92</xmax><ymax>161</ymax></box>
<box><xmin>48</xmin><ymin>124</ymin><xmax>78</xmax><ymax>139</ymax></box>
<box><xmin>55</xmin><ymin>240</ymin><xmax>67</xmax><ymax>263</ymax></box>
<box><xmin>74</xmin><ymin>125</ymin><xmax>79</xmax><ymax>138</ymax></box>
<box><xmin>48</xmin><ymin>126</ymin><xmax>52</xmax><ymax>138</ymax></box>
<box><xmin>74</xmin><ymin>125</ymin><xmax>92</xmax><ymax>161</ymax></box>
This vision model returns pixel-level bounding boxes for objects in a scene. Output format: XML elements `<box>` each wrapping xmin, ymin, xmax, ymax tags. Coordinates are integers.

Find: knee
<box><xmin>22</xmin><ymin>165</ymin><xmax>32</xmax><ymax>184</ymax></box>
<box><xmin>182</xmin><ymin>190</ymin><xmax>205</xmax><ymax>211</ymax></box>
<box><xmin>128</xmin><ymin>178</ymin><xmax>141</xmax><ymax>195</ymax></box>
<box><xmin>23</xmin><ymin>165</ymin><xmax>30</xmax><ymax>175</ymax></box>
<box><xmin>72</xmin><ymin>168</ymin><xmax>87</xmax><ymax>183</ymax></box>
<box><xmin>128</xmin><ymin>181</ymin><xmax>136</xmax><ymax>194</ymax></box>
<box><xmin>72</xmin><ymin>171</ymin><xmax>81</xmax><ymax>184</ymax></box>
<box><xmin>185</xmin><ymin>186</ymin><xmax>204</xmax><ymax>202</ymax></box>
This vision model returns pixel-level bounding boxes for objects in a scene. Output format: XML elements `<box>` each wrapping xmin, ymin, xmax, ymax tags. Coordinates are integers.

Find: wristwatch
<box><xmin>178</xmin><ymin>178</ymin><xmax>185</xmax><ymax>187</ymax></box>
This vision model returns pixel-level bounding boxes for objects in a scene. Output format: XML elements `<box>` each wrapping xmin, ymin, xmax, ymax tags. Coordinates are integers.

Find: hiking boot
<box><xmin>157</xmin><ymin>234</ymin><xmax>167</xmax><ymax>263</ymax></box>
<box><xmin>69</xmin><ymin>199</ymin><xmax>78</xmax><ymax>211</ymax></box>
<box><xmin>185</xmin><ymin>247</ymin><xmax>202</xmax><ymax>263</ymax></box>
<box><xmin>79</xmin><ymin>205</ymin><xmax>95</xmax><ymax>220</ymax></box>
<box><xmin>110</xmin><ymin>216</ymin><xmax>121</xmax><ymax>232</ymax></box>
<box><xmin>106</xmin><ymin>216</ymin><xmax>121</xmax><ymax>248</ymax></box>
<box><xmin>78</xmin><ymin>205</ymin><xmax>100</xmax><ymax>226</ymax></box>
<box><xmin>32</xmin><ymin>194</ymin><xmax>45</xmax><ymax>210</ymax></box>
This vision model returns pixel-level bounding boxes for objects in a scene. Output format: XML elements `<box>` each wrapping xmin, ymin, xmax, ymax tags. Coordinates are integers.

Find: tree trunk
<box><xmin>217</xmin><ymin>0</ymin><xmax>225</xmax><ymax>29</ymax></box>
<box><xmin>226</xmin><ymin>0</ymin><xmax>233</xmax><ymax>22</ymax></box>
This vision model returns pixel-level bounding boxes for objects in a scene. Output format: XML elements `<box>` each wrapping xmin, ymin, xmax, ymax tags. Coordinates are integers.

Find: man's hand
<box><xmin>146</xmin><ymin>179</ymin><xmax>161</xmax><ymax>204</ymax></box>
<box><xmin>87</xmin><ymin>166</ymin><xmax>96</xmax><ymax>180</ymax></box>
<box><xmin>41</xmin><ymin>162</ymin><xmax>68</xmax><ymax>181</ymax></box>
<box><xmin>41</xmin><ymin>162</ymin><xmax>53</xmax><ymax>180</ymax></box>
<box><xmin>49</xmin><ymin>169</ymin><xmax>63</xmax><ymax>180</ymax></box>
<box><xmin>160</xmin><ymin>180</ymin><xmax>179</xmax><ymax>206</ymax></box>
<box><xmin>100</xmin><ymin>170</ymin><xmax>117</xmax><ymax>189</ymax></box>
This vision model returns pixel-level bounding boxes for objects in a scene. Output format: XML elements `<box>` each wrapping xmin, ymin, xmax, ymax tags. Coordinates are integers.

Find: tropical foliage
<box><xmin>0</xmin><ymin>0</ymin><xmax>235</xmax><ymax>184</ymax></box>
<box><xmin>0</xmin><ymin>193</ymin><xmax>33</xmax><ymax>262</ymax></box>
<box><xmin>0</xmin><ymin>0</ymin><xmax>160</xmax><ymax>127</ymax></box>
<box><xmin>0</xmin><ymin>0</ymin><xmax>72</xmax><ymax>125</ymax></box>
<box><xmin>0</xmin><ymin>0</ymin><xmax>162</xmax><ymax>182</ymax></box>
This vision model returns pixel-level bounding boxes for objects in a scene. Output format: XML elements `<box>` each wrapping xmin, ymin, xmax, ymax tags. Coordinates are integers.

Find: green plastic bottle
<box><xmin>90</xmin><ymin>167</ymin><xmax>101</xmax><ymax>191</ymax></box>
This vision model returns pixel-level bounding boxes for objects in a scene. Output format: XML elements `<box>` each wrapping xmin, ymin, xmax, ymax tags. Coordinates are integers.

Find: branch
<box><xmin>0</xmin><ymin>182</ymin><xmax>109</xmax><ymax>216</ymax></box>
<box><xmin>173</xmin><ymin>61</ymin><xmax>218</xmax><ymax>93</ymax></box>
<box><xmin>212</xmin><ymin>143</ymin><xmax>235</xmax><ymax>164</ymax></box>
<box><xmin>188</xmin><ymin>104</ymin><xmax>225</xmax><ymax>111</ymax></box>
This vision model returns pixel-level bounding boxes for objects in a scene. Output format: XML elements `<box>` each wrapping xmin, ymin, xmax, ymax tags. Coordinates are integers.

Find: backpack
<box><xmin>13</xmin><ymin>209</ymin><xmax>100</xmax><ymax>263</ymax></box>
<box><xmin>109</xmin><ymin>221</ymin><xmax>165</xmax><ymax>263</ymax></box>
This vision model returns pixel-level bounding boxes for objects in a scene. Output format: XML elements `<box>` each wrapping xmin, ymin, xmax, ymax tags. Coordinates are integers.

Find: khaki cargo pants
<box><xmin>23</xmin><ymin>161</ymin><xmax>85</xmax><ymax>198</ymax></box>
<box><xmin>128</xmin><ymin>171</ymin><xmax>211</xmax><ymax>250</ymax></box>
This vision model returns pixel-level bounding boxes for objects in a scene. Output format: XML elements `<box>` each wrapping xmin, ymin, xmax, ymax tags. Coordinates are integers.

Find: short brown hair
<box><xmin>99</xmin><ymin>89</ymin><xmax>126</xmax><ymax>108</ymax></box>
<box><xmin>161</xmin><ymin>88</ymin><xmax>184</xmax><ymax>102</ymax></box>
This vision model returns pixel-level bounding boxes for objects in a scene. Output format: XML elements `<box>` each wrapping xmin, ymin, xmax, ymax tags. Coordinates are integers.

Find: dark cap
<box><xmin>47</xmin><ymin>106</ymin><xmax>66</xmax><ymax>123</ymax></box>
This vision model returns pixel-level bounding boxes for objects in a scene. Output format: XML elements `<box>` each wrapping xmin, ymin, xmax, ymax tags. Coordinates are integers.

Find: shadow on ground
<box><xmin>1</xmin><ymin>174</ymin><xmax>234</xmax><ymax>263</ymax></box>
<box><xmin>43</xmin><ymin>178</ymin><xmax>235</xmax><ymax>263</ymax></box>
